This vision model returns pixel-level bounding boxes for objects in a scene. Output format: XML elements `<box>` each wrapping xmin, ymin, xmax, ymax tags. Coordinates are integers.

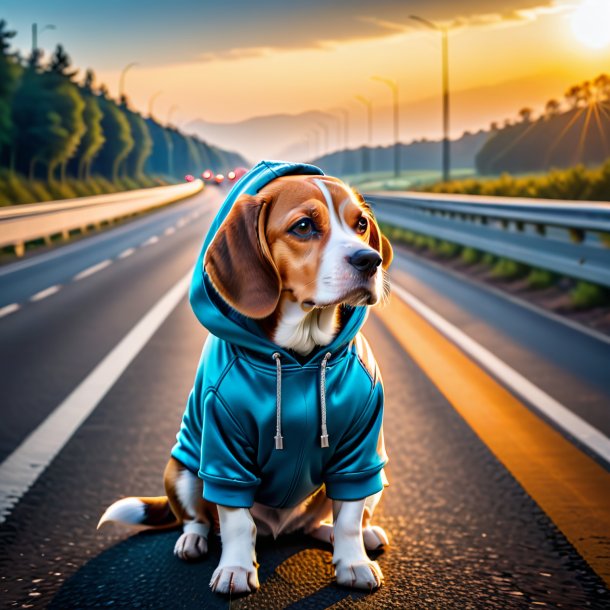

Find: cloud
<box><xmin>192</xmin><ymin>1</ymin><xmax>574</xmax><ymax>64</ymax></box>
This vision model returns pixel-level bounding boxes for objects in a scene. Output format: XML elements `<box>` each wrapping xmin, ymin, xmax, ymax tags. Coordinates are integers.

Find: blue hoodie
<box><xmin>171</xmin><ymin>160</ymin><xmax>387</xmax><ymax>509</ymax></box>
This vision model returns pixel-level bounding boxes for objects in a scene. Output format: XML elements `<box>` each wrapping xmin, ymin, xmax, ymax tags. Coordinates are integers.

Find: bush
<box><xmin>570</xmin><ymin>281</ymin><xmax>609</xmax><ymax>308</ymax></box>
<box><xmin>526</xmin><ymin>268</ymin><xmax>556</xmax><ymax>289</ymax></box>
<box><xmin>461</xmin><ymin>247</ymin><xmax>481</xmax><ymax>265</ymax></box>
<box><xmin>423</xmin><ymin>159</ymin><xmax>610</xmax><ymax>201</ymax></box>
<box><xmin>491</xmin><ymin>258</ymin><xmax>528</xmax><ymax>279</ymax></box>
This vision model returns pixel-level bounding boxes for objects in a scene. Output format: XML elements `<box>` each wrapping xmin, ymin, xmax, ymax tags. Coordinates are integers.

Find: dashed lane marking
<box><xmin>141</xmin><ymin>236</ymin><xmax>159</xmax><ymax>247</ymax></box>
<box><xmin>0</xmin><ymin>269</ymin><xmax>193</xmax><ymax>524</ymax></box>
<box><xmin>30</xmin><ymin>285</ymin><xmax>61</xmax><ymax>302</ymax></box>
<box><xmin>164</xmin><ymin>227</ymin><xmax>176</xmax><ymax>236</ymax></box>
<box><xmin>0</xmin><ymin>303</ymin><xmax>20</xmax><ymax>319</ymax></box>
<box><xmin>118</xmin><ymin>248</ymin><xmax>136</xmax><ymax>259</ymax></box>
<box><xmin>377</xmin><ymin>285</ymin><xmax>610</xmax><ymax>585</ymax></box>
<box><xmin>73</xmin><ymin>260</ymin><xmax>112</xmax><ymax>281</ymax></box>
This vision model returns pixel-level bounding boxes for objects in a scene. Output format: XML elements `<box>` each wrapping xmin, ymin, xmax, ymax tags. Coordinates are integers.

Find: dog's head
<box><xmin>204</xmin><ymin>174</ymin><xmax>393</xmax><ymax>319</ymax></box>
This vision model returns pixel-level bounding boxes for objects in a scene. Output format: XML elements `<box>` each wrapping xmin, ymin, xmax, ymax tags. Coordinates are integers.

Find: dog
<box><xmin>98</xmin><ymin>161</ymin><xmax>393</xmax><ymax>595</ymax></box>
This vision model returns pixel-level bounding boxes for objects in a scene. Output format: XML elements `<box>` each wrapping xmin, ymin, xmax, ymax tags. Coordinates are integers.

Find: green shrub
<box><xmin>481</xmin><ymin>252</ymin><xmax>496</xmax><ymax>266</ymax></box>
<box><xmin>435</xmin><ymin>240</ymin><xmax>461</xmax><ymax>258</ymax></box>
<box><xmin>526</xmin><ymin>268</ymin><xmax>556</xmax><ymax>289</ymax></box>
<box><xmin>461</xmin><ymin>247</ymin><xmax>481</xmax><ymax>265</ymax></box>
<box><xmin>491</xmin><ymin>258</ymin><xmax>528</xmax><ymax>279</ymax></box>
<box><xmin>570</xmin><ymin>281</ymin><xmax>609</xmax><ymax>308</ymax></box>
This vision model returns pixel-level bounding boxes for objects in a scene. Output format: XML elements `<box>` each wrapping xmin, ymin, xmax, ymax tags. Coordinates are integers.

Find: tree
<box><xmin>120</xmin><ymin>96</ymin><xmax>153</xmax><ymax>178</ymax></box>
<box><xmin>91</xmin><ymin>92</ymin><xmax>134</xmax><ymax>182</ymax></box>
<box><xmin>564</xmin><ymin>85</ymin><xmax>582</xmax><ymax>109</ymax></box>
<box><xmin>68</xmin><ymin>70</ymin><xmax>105</xmax><ymax>180</ymax></box>
<box><xmin>518</xmin><ymin>107</ymin><xmax>533</xmax><ymax>123</ymax></box>
<box><xmin>544</xmin><ymin>99</ymin><xmax>561</xmax><ymax>118</ymax></box>
<box><xmin>0</xmin><ymin>20</ymin><xmax>20</xmax><ymax>168</ymax></box>
<box><xmin>45</xmin><ymin>44</ymin><xmax>85</xmax><ymax>181</ymax></box>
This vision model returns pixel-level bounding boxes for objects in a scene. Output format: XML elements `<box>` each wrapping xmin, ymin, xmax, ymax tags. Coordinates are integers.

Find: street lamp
<box><xmin>31</xmin><ymin>23</ymin><xmax>56</xmax><ymax>54</ymax></box>
<box><xmin>316</xmin><ymin>122</ymin><xmax>329</xmax><ymax>157</ymax></box>
<box><xmin>148</xmin><ymin>90</ymin><xmax>163</xmax><ymax>119</ymax></box>
<box><xmin>355</xmin><ymin>95</ymin><xmax>373</xmax><ymax>174</ymax></box>
<box><xmin>167</xmin><ymin>104</ymin><xmax>179</xmax><ymax>125</ymax></box>
<box><xmin>372</xmin><ymin>75</ymin><xmax>400</xmax><ymax>178</ymax></box>
<box><xmin>119</xmin><ymin>62</ymin><xmax>138</xmax><ymax>100</ymax></box>
<box><xmin>410</xmin><ymin>15</ymin><xmax>451</xmax><ymax>182</ymax></box>
<box><xmin>330</xmin><ymin>107</ymin><xmax>349</xmax><ymax>174</ymax></box>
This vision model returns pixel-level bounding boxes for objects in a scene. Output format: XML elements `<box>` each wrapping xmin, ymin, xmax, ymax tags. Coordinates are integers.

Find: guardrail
<box><xmin>365</xmin><ymin>191</ymin><xmax>610</xmax><ymax>288</ymax></box>
<box><xmin>0</xmin><ymin>180</ymin><xmax>204</xmax><ymax>256</ymax></box>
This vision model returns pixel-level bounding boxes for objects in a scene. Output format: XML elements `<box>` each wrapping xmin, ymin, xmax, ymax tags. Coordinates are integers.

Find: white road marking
<box><xmin>141</xmin><ymin>235</ymin><xmax>159</xmax><ymax>247</ymax></box>
<box><xmin>392</xmin><ymin>283</ymin><xmax>610</xmax><ymax>465</ymax></box>
<box><xmin>0</xmin><ymin>303</ymin><xmax>20</xmax><ymax>318</ymax></box>
<box><xmin>30</xmin><ymin>285</ymin><xmax>61</xmax><ymax>302</ymax></box>
<box><xmin>118</xmin><ymin>248</ymin><xmax>135</xmax><ymax>259</ymax></box>
<box><xmin>73</xmin><ymin>260</ymin><xmax>112</xmax><ymax>281</ymax></box>
<box><xmin>176</xmin><ymin>218</ymin><xmax>187</xmax><ymax>228</ymax></box>
<box><xmin>164</xmin><ymin>227</ymin><xmax>176</xmax><ymax>236</ymax></box>
<box><xmin>0</xmin><ymin>269</ymin><xmax>193</xmax><ymax>524</ymax></box>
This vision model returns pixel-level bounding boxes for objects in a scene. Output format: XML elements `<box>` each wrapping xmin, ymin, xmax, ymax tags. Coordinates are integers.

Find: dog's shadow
<box><xmin>49</xmin><ymin>529</ymin><xmax>381</xmax><ymax>609</ymax></box>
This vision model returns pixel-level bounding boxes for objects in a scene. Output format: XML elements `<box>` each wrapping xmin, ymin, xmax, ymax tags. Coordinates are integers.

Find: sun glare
<box><xmin>570</xmin><ymin>0</ymin><xmax>610</xmax><ymax>49</ymax></box>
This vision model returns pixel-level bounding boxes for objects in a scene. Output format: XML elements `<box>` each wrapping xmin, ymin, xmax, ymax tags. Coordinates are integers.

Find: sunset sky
<box><xmin>2</xmin><ymin>0</ymin><xmax>610</xmax><ymax>158</ymax></box>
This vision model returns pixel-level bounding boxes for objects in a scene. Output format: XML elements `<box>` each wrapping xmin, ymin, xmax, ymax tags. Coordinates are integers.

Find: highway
<box><xmin>0</xmin><ymin>186</ymin><xmax>609</xmax><ymax>609</ymax></box>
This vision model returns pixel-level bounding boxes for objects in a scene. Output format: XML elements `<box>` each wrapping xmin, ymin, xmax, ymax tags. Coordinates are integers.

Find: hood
<box><xmin>189</xmin><ymin>159</ymin><xmax>369</xmax><ymax>366</ymax></box>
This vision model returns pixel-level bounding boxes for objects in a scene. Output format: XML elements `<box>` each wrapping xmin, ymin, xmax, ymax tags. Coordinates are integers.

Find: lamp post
<box><xmin>119</xmin><ymin>62</ymin><xmax>138</xmax><ymax>101</ymax></box>
<box><xmin>372</xmin><ymin>75</ymin><xmax>400</xmax><ymax>178</ymax></box>
<box><xmin>316</xmin><ymin>122</ymin><xmax>329</xmax><ymax>157</ymax></box>
<box><xmin>410</xmin><ymin>15</ymin><xmax>451</xmax><ymax>182</ymax></box>
<box><xmin>31</xmin><ymin>23</ymin><xmax>56</xmax><ymax>54</ymax></box>
<box><xmin>355</xmin><ymin>95</ymin><xmax>373</xmax><ymax>174</ymax></box>
<box><xmin>331</xmin><ymin>107</ymin><xmax>349</xmax><ymax>175</ymax></box>
<box><xmin>148</xmin><ymin>90</ymin><xmax>163</xmax><ymax>119</ymax></box>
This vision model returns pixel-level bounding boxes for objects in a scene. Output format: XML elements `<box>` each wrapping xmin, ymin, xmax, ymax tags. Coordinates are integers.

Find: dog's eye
<box><xmin>290</xmin><ymin>218</ymin><xmax>316</xmax><ymax>238</ymax></box>
<box><xmin>356</xmin><ymin>216</ymin><xmax>368</xmax><ymax>234</ymax></box>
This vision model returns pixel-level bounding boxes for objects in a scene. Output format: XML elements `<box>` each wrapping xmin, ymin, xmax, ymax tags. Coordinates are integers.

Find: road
<box><xmin>0</xmin><ymin>186</ymin><xmax>609</xmax><ymax>609</ymax></box>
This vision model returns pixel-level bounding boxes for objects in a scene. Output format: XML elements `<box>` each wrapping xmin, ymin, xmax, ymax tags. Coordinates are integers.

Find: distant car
<box><xmin>185</xmin><ymin>174</ymin><xmax>195</xmax><ymax>182</ymax></box>
<box><xmin>214</xmin><ymin>173</ymin><xmax>225</xmax><ymax>184</ymax></box>
<box><xmin>202</xmin><ymin>169</ymin><xmax>213</xmax><ymax>181</ymax></box>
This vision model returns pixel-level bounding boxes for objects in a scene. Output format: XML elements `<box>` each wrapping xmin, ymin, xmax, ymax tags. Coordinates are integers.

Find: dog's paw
<box><xmin>363</xmin><ymin>525</ymin><xmax>389</xmax><ymax>550</ymax></box>
<box><xmin>174</xmin><ymin>532</ymin><xmax>208</xmax><ymax>561</ymax></box>
<box><xmin>335</xmin><ymin>559</ymin><xmax>383</xmax><ymax>591</ymax></box>
<box><xmin>210</xmin><ymin>565</ymin><xmax>259</xmax><ymax>595</ymax></box>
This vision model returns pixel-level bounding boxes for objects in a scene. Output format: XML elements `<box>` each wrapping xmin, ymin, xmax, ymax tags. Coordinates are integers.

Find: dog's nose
<box><xmin>349</xmin><ymin>249</ymin><xmax>382</xmax><ymax>275</ymax></box>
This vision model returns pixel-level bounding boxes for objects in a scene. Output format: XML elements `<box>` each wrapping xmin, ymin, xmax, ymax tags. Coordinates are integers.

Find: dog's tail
<box><xmin>97</xmin><ymin>496</ymin><xmax>179</xmax><ymax>531</ymax></box>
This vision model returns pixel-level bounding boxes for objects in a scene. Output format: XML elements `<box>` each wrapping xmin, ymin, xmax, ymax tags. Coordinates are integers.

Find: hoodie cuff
<box><xmin>200</xmin><ymin>475</ymin><xmax>258</xmax><ymax>508</ymax></box>
<box><xmin>325</xmin><ymin>470</ymin><xmax>384</xmax><ymax>502</ymax></box>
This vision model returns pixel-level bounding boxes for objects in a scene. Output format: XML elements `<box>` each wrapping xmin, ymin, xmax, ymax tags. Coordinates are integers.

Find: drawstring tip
<box><xmin>275</xmin><ymin>435</ymin><xmax>284</xmax><ymax>450</ymax></box>
<box><xmin>320</xmin><ymin>434</ymin><xmax>329</xmax><ymax>448</ymax></box>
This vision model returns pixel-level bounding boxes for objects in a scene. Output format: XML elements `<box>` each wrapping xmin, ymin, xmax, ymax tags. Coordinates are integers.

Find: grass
<box><xmin>0</xmin><ymin>169</ymin><xmax>173</xmax><ymax>206</ymax></box>
<box><xmin>341</xmin><ymin>168</ymin><xmax>476</xmax><ymax>192</ymax></box>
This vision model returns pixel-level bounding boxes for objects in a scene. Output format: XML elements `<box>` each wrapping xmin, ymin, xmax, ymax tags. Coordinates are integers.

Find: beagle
<box><xmin>99</xmin><ymin>170</ymin><xmax>393</xmax><ymax>596</ymax></box>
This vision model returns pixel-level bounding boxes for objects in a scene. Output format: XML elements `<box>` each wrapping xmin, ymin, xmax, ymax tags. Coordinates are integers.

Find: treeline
<box><xmin>476</xmin><ymin>74</ymin><xmax>610</xmax><ymax>175</ymax></box>
<box><xmin>312</xmin><ymin>131</ymin><xmax>487</xmax><ymax>177</ymax></box>
<box><xmin>0</xmin><ymin>20</ymin><xmax>245</xmax><ymax>205</ymax></box>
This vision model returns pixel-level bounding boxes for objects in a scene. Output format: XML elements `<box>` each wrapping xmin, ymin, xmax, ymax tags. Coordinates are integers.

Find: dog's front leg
<box><xmin>332</xmin><ymin>499</ymin><xmax>384</xmax><ymax>590</ymax></box>
<box><xmin>210</xmin><ymin>506</ymin><xmax>259</xmax><ymax>594</ymax></box>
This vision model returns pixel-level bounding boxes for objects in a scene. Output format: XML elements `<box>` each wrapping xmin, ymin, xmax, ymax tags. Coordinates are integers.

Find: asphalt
<box><xmin>0</xmin><ymin>189</ymin><xmax>608</xmax><ymax>609</ymax></box>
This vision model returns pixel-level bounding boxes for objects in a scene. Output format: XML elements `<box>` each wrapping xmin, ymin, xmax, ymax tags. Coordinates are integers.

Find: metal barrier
<box><xmin>365</xmin><ymin>191</ymin><xmax>610</xmax><ymax>288</ymax></box>
<box><xmin>0</xmin><ymin>180</ymin><xmax>203</xmax><ymax>256</ymax></box>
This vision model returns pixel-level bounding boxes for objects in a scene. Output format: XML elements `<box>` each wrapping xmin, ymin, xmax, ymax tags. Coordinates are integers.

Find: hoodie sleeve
<box><xmin>324</xmin><ymin>381</ymin><xmax>387</xmax><ymax>501</ymax></box>
<box><xmin>199</xmin><ymin>391</ymin><xmax>261</xmax><ymax>508</ymax></box>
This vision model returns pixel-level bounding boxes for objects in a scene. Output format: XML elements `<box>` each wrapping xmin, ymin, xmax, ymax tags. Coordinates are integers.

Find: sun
<box><xmin>570</xmin><ymin>0</ymin><xmax>610</xmax><ymax>49</ymax></box>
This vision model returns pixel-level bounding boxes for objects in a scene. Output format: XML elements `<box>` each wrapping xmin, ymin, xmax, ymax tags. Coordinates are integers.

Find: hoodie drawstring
<box><xmin>319</xmin><ymin>352</ymin><xmax>331</xmax><ymax>448</ymax></box>
<box><xmin>272</xmin><ymin>351</ymin><xmax>332</xmax><ymax>450</ymax></box>
<box><xmin>273</xmin><ymin>352</ymin><xmax>284</xmax><ymax>450</ymax></box>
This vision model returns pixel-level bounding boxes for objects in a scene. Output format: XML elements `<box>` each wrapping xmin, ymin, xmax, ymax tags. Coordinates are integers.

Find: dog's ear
<box><xmin>204</xmin><ymin>193</ymin><xmax>281</xmax><ymax>318</ymax></box>
<box><xmin>368</xmin><ymin>218</ymin><xmax>393</xmax><ymax>270</ymax></box>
